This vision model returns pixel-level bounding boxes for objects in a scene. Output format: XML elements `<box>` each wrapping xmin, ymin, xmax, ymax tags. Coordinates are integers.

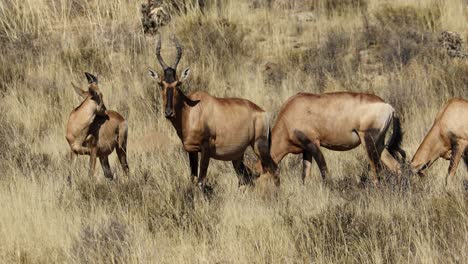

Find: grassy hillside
<box><xmin>0</xmin><ymin>0</ymin><xmax>467</xmax><ymax>262</ymax></box>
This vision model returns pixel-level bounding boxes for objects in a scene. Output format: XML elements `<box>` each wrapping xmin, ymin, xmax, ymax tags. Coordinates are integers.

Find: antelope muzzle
<box><xmin>164</xmin><ymin>87</ymin><xmax>175</xmax><ymax>119</ymax></box>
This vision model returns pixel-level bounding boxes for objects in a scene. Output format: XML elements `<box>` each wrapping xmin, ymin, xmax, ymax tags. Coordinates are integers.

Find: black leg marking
<box><xmin>232</xmin><ymin>159</ymin><xmax>255</xmax><ymax>186</ymax></box>
<box><xmin>294</xmin><ymin>130</ymin><xmax>328</xmax><ymax>180</ymax></box>
<box><xmin>463</xmin><ymin>148</ymin><xmax>468</xmax><ymax>170</ymax></box>
<box><xmin>189</xmin><ymin>152</ymin><xmax>198</xmax><ymax>181</ymax></box>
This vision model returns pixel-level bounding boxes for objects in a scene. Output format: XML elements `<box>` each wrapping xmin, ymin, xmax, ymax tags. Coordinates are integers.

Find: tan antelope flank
<box><xmin>267</xmin><ymin>92</ymin><xmax>406</xmax><ymax>185</ymax></box>
<box><xmin>148</xmin><ymin>35</ymin><xmax>277</xmax><ymax>191</ymax></box>
<box><xmin>411</xmin><ymin>98</ymin><xmax>468</xmax><ymax>185</ymax></box>
<box><xmin>66</xmin><ymin>72</ymin><xmax>129</xmax><ymax>180</ymax></box>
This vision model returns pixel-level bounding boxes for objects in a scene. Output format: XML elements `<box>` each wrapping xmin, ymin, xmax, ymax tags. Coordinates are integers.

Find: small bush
<box><xmin>71</xmin><ymin>219</ymin><xmax>132</xmax><ymax>264</ymax></box>
<box><xmin>374</xmin><ymin>4</ymin><xmax>441</xmax><ymax>32</ymax></box>
<box><xmin>176</xmin><ymin>16</ymin><xmax>252</xmax><ymax>71</ymax></box>
<box><xmin>322</xmin><ymin>0</ymin><xmax>367</xmax><ymax>16</ymax></box>
<box><xmin>60</xmin><ymin>35</ymin><xmax>112</xmax><ymax>75</ymax></box>
<box><xmin>285</xmin><ymin>30</ymin><xmax>357</xmax><ymax>90</ymax></box>
<box><xmin>431</xmin><ymin>60</ymin><xmax>468</xmax><ymax>98</ymax></box>
<box><xmin>359</xmin><ymin>5</ymin><xmax>442</xmax><ymax>71</ymax></box>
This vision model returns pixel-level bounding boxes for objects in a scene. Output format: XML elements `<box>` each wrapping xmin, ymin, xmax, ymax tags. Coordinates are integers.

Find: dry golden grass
<box><xmin>0</xmin><ymin>0</ymin><xmax>467</xmax><ymax>263</ymax></box>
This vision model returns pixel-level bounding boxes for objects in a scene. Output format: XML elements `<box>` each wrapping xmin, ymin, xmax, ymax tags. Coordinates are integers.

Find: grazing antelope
<box><xmin>411</xmin><ymin>98</ymin><xmax>468</xmax><ymax>185</ymax></box>
<box><xmin>66</xmin><ymin>72</ymin><xmax>129</xmax><ymax>180</ymax></box>
<box><xmin>148</xmin><ymin>36</ymin><xmax>277</xmax><ymax>190</ymax></box>
<box><xmin>268</xmin><ymin>92</ymin><xmax>406</xmax><ymax>185</ymax></box>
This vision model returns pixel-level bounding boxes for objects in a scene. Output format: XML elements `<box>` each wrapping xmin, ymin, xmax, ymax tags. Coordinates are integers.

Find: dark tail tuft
<box><xmin>386</xmin><ymin>114</ymin><xmax>407</xmax><ymax>161</ymax></box>
<box><xmin>463</xmin><ymin>148</ymin><xmax>468</xmax><ymax>169</ymax></box>
<box><xmin>258</xmin><ymin>120</ymin><xmax>277</xmax><ymax>174</ymax></box>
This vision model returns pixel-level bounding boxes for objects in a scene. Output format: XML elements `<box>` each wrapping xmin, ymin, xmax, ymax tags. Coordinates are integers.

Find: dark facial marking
<box><xmin>165</xmin><ymin>87</ymin><xmax>174</xmax><ymax>117</ymax></box>
<box><xmin>163</xmin><ymin>68</ymin><xmax>177</xmax><ymax>83</ymax></box>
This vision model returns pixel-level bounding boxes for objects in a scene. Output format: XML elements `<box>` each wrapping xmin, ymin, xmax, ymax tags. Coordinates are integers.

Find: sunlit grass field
<box><xmin>0</xmin><ymin>0</ymin><xmax>467</xmax><ymax>262</ymax></box>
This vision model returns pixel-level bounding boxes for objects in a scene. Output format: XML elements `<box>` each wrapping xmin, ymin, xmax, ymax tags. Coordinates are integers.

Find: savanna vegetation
<box><xmin>0</xmin><ymin>0</ymin><xmax>467</xmax><ymax>263</ymax></box>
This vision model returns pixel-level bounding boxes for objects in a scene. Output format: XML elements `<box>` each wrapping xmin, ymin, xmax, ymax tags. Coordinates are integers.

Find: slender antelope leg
<box><xmin>358</xmin><ymin>132</ymin><xmax>384</xmax><ymax>186</ymax></box>
<box><xmin>446</xmin><ymin>144</ymin><xmax>466</xmax><ymax>186</ymax></box>
<box><xmin>116</xmin><ymin>147</ymin><xmax>129</xmax><ymax>177</ymax></box>
<box><xmin>70</xmin><ymin>142</ymin><xmax>92</xmax><ymax>155</ymax></box>
<box><xmin>302</xmin><ymin>151</ymin><xmax>313</xmax><ymax>184</ymax></box>
<box><xmin>380</xmin><ymin>149</ymin><xmax>402</xmax><ymax>180</ymax></box>
<box><xmin>189</xmin><ymin>152</ymin><xmax>198</xmax><ymax>183</ymax></box>
<box><xmin>294</xmin><ymin>131</ymin><xmax>327</xmax><ymax>181</ymax></box>
<box><xmin>99</xmin><ymin>156</ymin><xmax>113</xmax><ymax>179</ymax></box>
<box><xmin>69</xmin><ymin>151</ymin><xmax>77</xmax><ymax>163</ymax></box>
<box><xmin>67</xmin><ymin>151</ymin><xmax>77</xmax><ymax>186</ymax></box>
<box><xmin>253</xmin><ymin>136</ymin><xmax>280</xmax><ymax>186</ymax></box>
<box><xmin>232</xmin><ymin>158</ymin><xmax>254</xmax><ymax>187</ymax></box>
<box><xmin>305</xmin><ymin>141</ymin><xmax>328</xmax><ymax>181</ymax></box>
<box><xmin>88</xmin><ymin>148</ymin><xmax>98</xmax><ymax>179</ymax></box>
<box><xmin>198</xmin><ymin>148</ymin><xmax>210</xmax><ymax>191</ymax></box>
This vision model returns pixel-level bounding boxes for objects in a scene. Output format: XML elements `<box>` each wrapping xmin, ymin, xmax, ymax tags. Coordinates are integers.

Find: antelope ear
<box><xmin>179</xmin><ymin>67</ymin><xmax>190</xmax><ymax>82</ymax></box>
<box><xmin>71</xmin><ymin>82</ymin><xmax>87</xmax><ymax>99</ymax></box>
<box><xmin>148</xmin><ymin>67</ymin><xmax>160</xmax><ymax>81</ymax></box>
<box><xmin>85</xmin><ymin>72</ymin><xmax>98</xmax><ymax>84</ymax></box>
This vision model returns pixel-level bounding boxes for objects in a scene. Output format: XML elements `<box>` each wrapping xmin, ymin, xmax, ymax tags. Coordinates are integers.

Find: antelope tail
<box><xmin>263</xmin><ymin>112</ymin><xmax>277</xmax><ymax>173</ymax></box>
<box><xmin>385</xmin><ymin>113</ymin><xmax>407</xmax><ymax>161</ymax></box>
<box><xmin>118</xmin><ymin>121</ymin><xmax>128</xmax><ymax>151</ymax></box>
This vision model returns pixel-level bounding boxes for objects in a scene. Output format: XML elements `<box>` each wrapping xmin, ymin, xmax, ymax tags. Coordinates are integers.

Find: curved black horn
<box><xmin>155</xmin><ymin>34</ymin><xmax>169</xmax><ymax>70</ymax></box>
<box><xmin>84</xmin><ymin>72</ymin><xmax>98</xmax><ymax>84</ymax></box>
<box><xmin>171</xmin><ymin>35</ymin><xmax>183</xmax><ymax>69</ymax></box>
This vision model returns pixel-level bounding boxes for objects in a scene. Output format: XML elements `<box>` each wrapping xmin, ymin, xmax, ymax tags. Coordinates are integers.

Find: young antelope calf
<box><xmin>66</xmin><ymin>73</ymin><xmax>129</xmax><ymax>180</ymax></box>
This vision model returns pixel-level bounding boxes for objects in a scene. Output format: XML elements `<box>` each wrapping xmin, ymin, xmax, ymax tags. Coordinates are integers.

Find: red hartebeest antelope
<box><xmin>148</xmin><ymin>35</ymin><xmax>277</xmax><ymax>191</ymax></box>
<box><xmin>268</xmin><ymin>92</ymin><xmax>406</xmax><ymax>185</ymax></box>
<box><xmin>66</xmin><ymin>72</ymin><xmax>129</xmax><ymax>180</ymax></box>
<box><xmin>411</xmin><ymin>98</ymin><xmax>468</xmax><ymax>185</ymax></box>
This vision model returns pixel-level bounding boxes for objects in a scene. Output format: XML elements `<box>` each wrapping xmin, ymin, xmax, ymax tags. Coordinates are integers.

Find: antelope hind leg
<box><xmin>232</xmin><ymin>158</ymin><xmax>254</xmax><ymax>187</ymax></box>
<box><xmin>116</xmin><ymin>147</ymin><xmax>129</xmax><ymax>177</ymax></box>
<box><xmin>302</xmin><ymin>151</ymin><xmax>313</xmax><ymax>184</ymax></box>
<box><xmin>358</xmin><ymin>131</ymin><xmax>385</xmax><ymax>186</ymax></box>
<box><xmin>99</xmin><ymin>156</ymin><xmax>114</xmax><ymax>180</ymax></box>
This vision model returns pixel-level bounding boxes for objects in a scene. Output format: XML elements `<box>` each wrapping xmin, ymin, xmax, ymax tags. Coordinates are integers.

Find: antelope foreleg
<box><xmin>99</xmin><ymin>156</ymin><xmax>114</xmax><ymax>179</ymax></box>
<box><xmin>70</xmin><ymin>142</ymin><xmax>92</xmax><ymax>155</ymax></box>
<box><xmin>189</xmin><ymin>152</ymin><xmax>198</xmax><ymax>184</ymax></box>
<box><xmin>88</xmin><ymin>148</ymin><xmax>98</xmax><ymax>179</ymax></box>
<box><xmin>446</xmin><ymin>143</ymin><xmax>466</xmax><ymax>186</ymax></box>
<box><xmin>198</xmin><ymin>147</ymin><xmax>210</xmax><ymax>192</ymax></box>
<box><xmin>381</xmin><ymin>149</ymin><xmax>402</xmax><ymax>180</ymax></box>
<box><xmin>306</xmin><ymin>141</ymin><xmax>328</xmax><ymax>181</ymax></box>
<box><xmin>294</xmin><ymin>130</ymin><xmax>328</xmax><ymax>181</ymax></box>
<box><xmin>116</xmin><ymin>147</ymin><xmax>129</xmax><ymax>178</ymax></box>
